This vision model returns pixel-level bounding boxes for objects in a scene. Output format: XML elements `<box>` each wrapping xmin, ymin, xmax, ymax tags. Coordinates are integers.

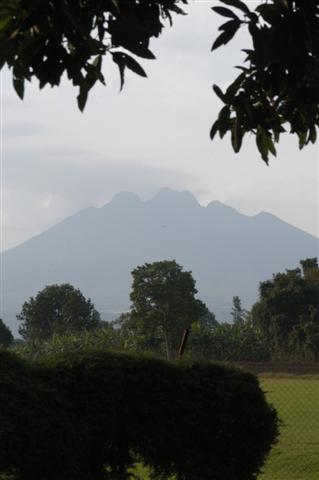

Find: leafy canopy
<box><xmin>251</xmin><ymin>258</ymin><xmax>319</xmax><ymax>361</ymax></box>
<box><xmin>17</xmin><ymin>283</ymin><xmax>101</xmax><ymax>342</ymax></box>
<box><xmin>211</xmin><ymin>0</ymin><xmax>319</xmax><ymax>162</ymax></box>
<box><xmin>130</xmin><ymin>260</ymin><xmax>207</xmax><ymax>359</ymax></box>
<box><xmin>0</xmin><ymin>0</ymin><xmax>186</xmax><ymax>111</ymax></box>
<box><xmin>231</xmin><ymin>295</ymin><xmax>246</xmax><ymax>324</ymax></box>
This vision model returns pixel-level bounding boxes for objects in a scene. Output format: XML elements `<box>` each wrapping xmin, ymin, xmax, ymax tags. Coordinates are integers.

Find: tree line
<box><xmin>2</xmin><ymin>257</ymin><xmax>318</xmax><ymax>363</ymax></box>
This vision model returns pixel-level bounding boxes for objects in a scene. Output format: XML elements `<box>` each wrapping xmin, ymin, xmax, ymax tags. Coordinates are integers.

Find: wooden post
<box><xmin>178</xmin><ymin>328</ymin><xmax>190</xmax><ymax>359</ymax></box>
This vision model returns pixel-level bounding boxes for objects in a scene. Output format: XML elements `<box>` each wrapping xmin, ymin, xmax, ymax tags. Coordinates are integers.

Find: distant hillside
<box><xmin>2</xmin><ymin>188</ymin><xmax>318</xmax><ymax>334</ymax></box>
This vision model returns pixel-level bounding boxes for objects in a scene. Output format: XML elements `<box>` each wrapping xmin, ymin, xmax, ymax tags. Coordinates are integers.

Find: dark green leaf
<box><xmin>169</xmin><ymin>5</ymin><xmax>187</xmax><ymax>16</ymax></box>
<box><xmin>218</xmin><ymin>19</ymin><xmax>240</xmax><ymax>32</ymax></box>
<box><xmin>274</xmin><ymin>131</ymin><xmax>280</xmax><ymax>143</ymax></box>
<box><xmin>309</xmin><ymin>126</ymin><xmax>317</xmax><ymax>144</ymax></box>
<box><xmin>298</xmin><ymin>131</ymin><xmax>307</xmax><ymax>149</ymax></box>
<box><xmin>218</xmin><ymin>105</ymin><xmax>231</xmax><ymax>138</ymax></box>
<box><xmin>267</xmin><ymin>135</ymin><xmax>277</xmax><ymax>157</ymax></box>
<box><xmin>112</xmin><ymin>52</ymin><xmax>147</xmax><ymax>91</ymax></box>
<box><xmin>213</xmin><ymin>84</ymin><xmax>226</xmax><ymax>102</ymax></box>
<box><xmin>77</xmin><ymin>88</ymin><xmax>88</xmax><ymax>112</ymax></box>
<box><xmin>112</xmin><ymin>54</ymin><xmax>125</xmax><ymax>91</ymax></box>
<box><xmin>212</xmin><ymin>6</ymin><xmax>239</xmax><ymax>20</ymax></box>
<box><xmin>126</xmin><ymin>44</ymin><xmax>155</xmax><ymax>60</ymax></box>
<box><xmin>220</xmin><ymin>0</ymin><xmax>250</xmax><ymax>15</ymax></box>
<box><xmin>231</xmin><ymin>117</ymin><xmax>243</xmax><ymax>153</ymax></box>
<box><xmin>210</xmin><ymin>119</ymin><xmax>219</xmax><ymax>140</ymax></box>
<box><xmin>256</xmin><ymin>127</ymin><xmax>270</xmax><ymax>164</ymax></box>
<box><xmin>122</xmin><ymin>55</ymin><xmax>146</xmax><ymax>78</ymax></box>
<box><xmin>13</xmin><ymin>77</ymin><xmax>24</xmax><ymax>100</ymax></box>
<box><xmin>211</xmin><ymin>20</ymin><xmax>240</xmax><ymax>50</ymax></box>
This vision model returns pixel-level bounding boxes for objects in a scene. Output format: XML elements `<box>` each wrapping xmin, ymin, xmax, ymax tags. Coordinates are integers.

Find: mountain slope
<box><xmin>2</xmin><ymin>189</ymin><xmax>318</xmax><ymax>334</ymax></box>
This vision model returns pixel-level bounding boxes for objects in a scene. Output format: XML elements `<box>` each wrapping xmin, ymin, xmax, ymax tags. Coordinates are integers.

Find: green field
<box><xmin>131</xmin><ymin>375</ymin><xmax>319</xmax><ymax>480</ymax></box>
<box><xmin>259</xmin><ymin>376</ymin><xmax>319</xmax><ymax>480</ymax></box>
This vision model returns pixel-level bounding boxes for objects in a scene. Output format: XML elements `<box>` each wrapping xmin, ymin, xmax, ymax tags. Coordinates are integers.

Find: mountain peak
<box><xmin>151</xmin><ymin>188</ymin><xmax>199</xmax><ymax>207</ymax></box>
<box><xmin>107</xmin><ymin>191</ymin><xmax>141</xmax><ymax>207</ymax></box>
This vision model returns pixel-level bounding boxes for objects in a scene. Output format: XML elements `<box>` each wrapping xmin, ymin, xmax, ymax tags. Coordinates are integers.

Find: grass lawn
<box><xmin>258</xmin><ymin>376</ymin><xmax>319</xmax><ymax>480</ymax></box>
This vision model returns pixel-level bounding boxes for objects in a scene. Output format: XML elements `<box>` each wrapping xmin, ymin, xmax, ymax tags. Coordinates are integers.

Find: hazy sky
<box><xmin>1</xmin><ymin>1</ymin><xmax>318</xmax><ymax>252</ymax></box>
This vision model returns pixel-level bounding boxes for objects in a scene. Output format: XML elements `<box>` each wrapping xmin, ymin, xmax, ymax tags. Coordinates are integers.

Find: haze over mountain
<box><xmin>2</xmin><ymin>188</ymin><xmax>318</xmax><ymax>334</ymax></box>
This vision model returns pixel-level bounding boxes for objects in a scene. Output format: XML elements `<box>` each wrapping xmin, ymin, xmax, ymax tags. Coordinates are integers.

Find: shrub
<box><xmin>0</xmin><ymin>349</ymin><xmax>278</xmax><ymax>480</ymax></box>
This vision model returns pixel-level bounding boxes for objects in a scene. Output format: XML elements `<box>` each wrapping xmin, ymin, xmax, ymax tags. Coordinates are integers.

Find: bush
<box><xmin>0</xmin><ymin>349</ymin><xmax>278</xmax><ymax>480</ymax></box>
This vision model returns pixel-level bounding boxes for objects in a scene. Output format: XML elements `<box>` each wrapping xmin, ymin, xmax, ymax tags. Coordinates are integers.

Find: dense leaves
<box><xmin>231</xmin><ymin>295</ymin><xmax>246</xmax><ymax>324</ymax></box>
<box><xmin>189</xmin><ymin>315</ymin><xmax>270</xmax><ymax>362</ymax></box>
<box><xmin>0</xmin><ymin>349</ymin><xmax>278</xmax><ymax>480</ymax></box>
<box><xmin>0</xmin><ymin>319</ymin><xmax>13</xmax><ymax>348</ymax></box>
<box><xmin>17</xmin><ymin>283</ymin><xmax>101</xmax><ymax>342</ymax></box>
<box><xmin>0</xmin><ymin>0</ymin><xmax>186</xmax><ymax>110</ymax></box>
<box><xmin>251</xmin><ymin>258</ymin><xmax>319</xmax><ymax>361</ymax></box>
<box><xmin>130</xmin><ymin>260</ymin><xmax>207</xmax><ymax>359</ymax></box>
<box><xmin>211</xmin><ymin>0</ymin><xmax>319</xmax><ymax>162</ymax></box>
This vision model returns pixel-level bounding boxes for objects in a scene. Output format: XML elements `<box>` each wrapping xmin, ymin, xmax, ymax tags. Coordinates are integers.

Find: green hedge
<box><xmin>0</xmin><ymin>349</ymin><xmax>278</xmax><ymax>480</ymax></box>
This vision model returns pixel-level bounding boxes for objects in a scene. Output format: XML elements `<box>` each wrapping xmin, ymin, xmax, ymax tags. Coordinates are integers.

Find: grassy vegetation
<box><xmin>258</xmin><ymin>376</ymin><xmax>319</xmax><ymax>480</ymax></box>
<box><xmin>131</xmin><ymin>375</ymin><xmax>319</xmax><ymax>480</ymax></box>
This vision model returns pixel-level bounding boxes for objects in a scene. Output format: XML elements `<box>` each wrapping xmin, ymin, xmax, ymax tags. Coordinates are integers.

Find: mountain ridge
<box><xmin>2</xmin><ymin>189</ymin><xmax>318</xmax><ymax>334</ymax></box>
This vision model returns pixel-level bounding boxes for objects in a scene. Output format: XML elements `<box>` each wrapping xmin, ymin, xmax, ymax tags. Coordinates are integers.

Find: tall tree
<box><xmin>230</xmin><ymin>296</ymin><xmax>246</xmax><ymax>324</ymax></box>
<box><xmin>0</xmin><ymin>319</ymin><xmax>14</xmax><ymax>348</ymax></box>
<box><xmin>130</xmin><ymin>260</ymin><xmax>206</xmax><ymax>359</ymax></box>
<box><xmin>251</xmin><ymin>258</ymin><xmax>319</xmax><ymax>360</ymax></box>
<box><xmin>18</xmin><ymin>284</ymin><xmax>101</xmax><ymax>343</ymax></box>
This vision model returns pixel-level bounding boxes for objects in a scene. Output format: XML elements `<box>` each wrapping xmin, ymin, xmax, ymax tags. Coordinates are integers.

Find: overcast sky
<box><xmin>1</xmin><ymin>1</ymin><xmax>318</xmax><ymax>252</ymax></box>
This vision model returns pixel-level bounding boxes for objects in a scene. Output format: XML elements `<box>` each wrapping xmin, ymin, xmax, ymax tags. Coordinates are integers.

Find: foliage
<box><xmin>211</xmin><ymin>0</ymin><xmax>319</xmax><ymax>162</ymax></box>
<box><xmin>13</xmin><ymin>324</ymin><xmax>122</xmax><ymax>361</ymax></box>
<box><xmin>251</xmin><ymin>258</ymin><xmax>319</xmax><ymax>361</ymax></box>
<box><xmin>0</xmin><ymin>348</ymin><xmax>279</xmax><ymax>480</ymax></box>
<box><xmin>189</xmin><ymin>318</ymin><xmax>270</xmax><ymax>362</ymax></box>
<box><xmin>109</xmin><ymin>308</ymin><xmax>217</xmax><ymax>358</ymax></box>
<box><xmin>130</xmin><ymin>260</ymin><xmax>207</xmax><ymax>359</ymax></box>
<box><xmin>0</xmin><ymin>0</ymin><xmax>186</xmax><ymax>110</ymax></box>
<box><xmin>1</xmin><ymin>0</ymin><xmax>318</xmax><ymax>160</ymax></box>
<box><xmin>231</xmin><ymin>295</ymin><xmax>246</xmax><ymax>324</ymax></box>
<box><xmin>17</xmin><ymin>283</ymin><xmax>101</xmax><ymax>343</ymax></box>
<box><xmin>0</xmin><ymin>319</ymin><xmax>13</xmax><ymax>348</ymax></box>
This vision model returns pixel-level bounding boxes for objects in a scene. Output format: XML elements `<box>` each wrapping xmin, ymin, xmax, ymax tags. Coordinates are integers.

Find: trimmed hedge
<box><xmin>0</xmin><ymin>349</ymin><xmax>278</xmax><ymax>480</ymax></box>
